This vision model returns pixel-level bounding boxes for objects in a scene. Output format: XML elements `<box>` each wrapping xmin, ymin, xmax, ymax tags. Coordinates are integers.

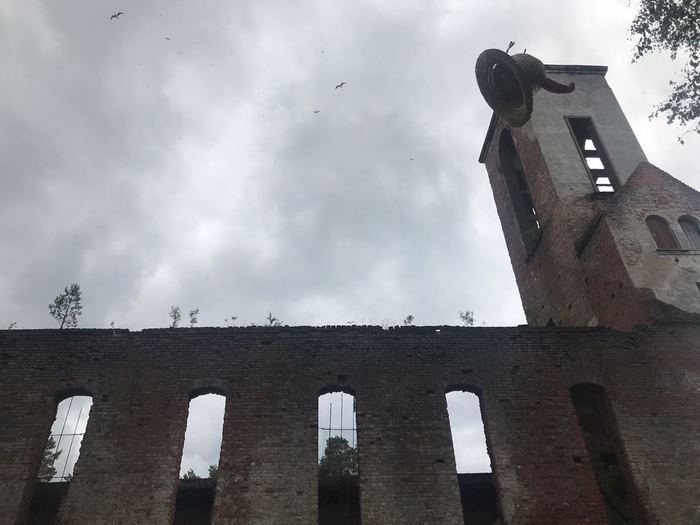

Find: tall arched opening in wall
<box><xmin>569</xmin><ymin>383</ymin><xmax>652</xmax><ymax>525</ymax></box>
<box><xmin>26</xmin><ymin>392</ymin><xmax>94</xmax><ymax>525</ymax></box>
<box><xmin>445</xmin><ymin>387</ymin><xmax>501</xmax><ymax>525</ymax></box>
<box><xmin>173</xmin><ymin>389</ymin><xmax>227</xmax><ymax>525</ymax></box>
<box><xmin>498</xmin><ymin>128</ymin><xmax>541</xmax><ymax>255</ymax></box>
<box><xmin>318</xmin><ymin>388</ymin><xmax>360</xmax><ymax>525</ymax></box>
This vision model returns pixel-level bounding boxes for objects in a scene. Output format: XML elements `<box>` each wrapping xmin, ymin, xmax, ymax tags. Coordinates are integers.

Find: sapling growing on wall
<box><xmin>403</xmin><ymin>314</ymin><xmax>414</xmax><ymax>326</ymax></box>
<box><xmin>189</xmin><ymin>308</ymin><xmax>199</xmax><ymax>327</ymax></box>
<box><xmin>458</xmin><ymin>309</ymin><xmax>475</xmax><ymax>327</ymax></box>
<box><xmin>266</xmin><ymin>312</ymin><xmax>282</xmax><ymax>327</ymax></box>
<box><xmin>48</xmin><ymin>283</ymin><xmax>83</xmax><ymax>329</ymax></box>
<box><xmin>169</xmin><ymin>306</ymin><xmax>181</xmax><ymax>328</ymax></box>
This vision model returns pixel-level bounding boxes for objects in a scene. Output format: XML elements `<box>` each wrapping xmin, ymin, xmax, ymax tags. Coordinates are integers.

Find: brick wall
<box><xmin>1</xmin><ymin>325</ymin><xmax>699</xmax><ymax>525</ymax></box>
<box><xmin>484</xmin><ymin>121</ymin><xmax>601</xmax><ymax>328</ymax></box>
<box><xmin>483</xmin><ymin>117</ymin><xmax>700</xmax><ymax>331</ymax></box>
<box><xmin>605</xmin><ymin>163</ymin><xmax>700</xmax><ymax>317</ymax></box>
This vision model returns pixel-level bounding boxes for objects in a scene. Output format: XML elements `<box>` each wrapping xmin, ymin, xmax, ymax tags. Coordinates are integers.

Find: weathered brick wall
<box><xmin>482</xmin><ymin>124</ymin><xmax>700</xmax><ymax>331</ymax></box>
<box><xmin>484</xmin><ymin>120</ymin><xmax>601</xmax><ymax>328</ymax></box>
<box><xmin>578</xmin><ymin>215</ymin><xmax>667</xmax><ymax>331</ymax></box>
<box><xmin>480</xmin><ymin>66</ymin><xmax>700</xmax><ymax>331</ymax></box>
<box><xmin>1</xmin><ymin>325</ymin><xmax>699</xmax><ymax>525</ymax></box>
<box><xmin>605</xmin><ymin>163</ymin><xmax>700</xmax><ymax>316</ymax></box>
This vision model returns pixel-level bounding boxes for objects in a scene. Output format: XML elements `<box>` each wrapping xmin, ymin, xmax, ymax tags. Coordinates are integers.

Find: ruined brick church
<box><xmin>1</xmin><ymin>58</ymin><xmax>699</xmax><ymax>525</ymax></box>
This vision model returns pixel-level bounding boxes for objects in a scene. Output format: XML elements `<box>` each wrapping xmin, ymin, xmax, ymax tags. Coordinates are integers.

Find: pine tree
<box><xmin>38</xmin><ymin>436</ymin><xmax>62</xmax><ymax>481</ymax></box>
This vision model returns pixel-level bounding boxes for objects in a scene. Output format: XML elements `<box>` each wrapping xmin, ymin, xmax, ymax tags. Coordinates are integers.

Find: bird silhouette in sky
<box><xmin>164</xmin><ymin>37</ymin><xmax>171</xmax><ymax>40</ymax></box>
<box><xmin>313</xmin><ymin>110</ymin><xmax>320</xmax><ymax>114</ymax></box>
<box><xmin>110</xmin><ymin>12</ymin><xmax>125</xmax><ymax>20</ymax></box>
<box><xmin>335</xmin><ymin>81</ymin><xmax>346</xmax><ymax>89</ymax></box>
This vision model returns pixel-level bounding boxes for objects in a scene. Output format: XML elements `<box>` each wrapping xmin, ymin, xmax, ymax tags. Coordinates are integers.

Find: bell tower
<box><xmin>477</xmin><ymin>53</ymin><xmax>700</xmax><ymax>330</ymax></box>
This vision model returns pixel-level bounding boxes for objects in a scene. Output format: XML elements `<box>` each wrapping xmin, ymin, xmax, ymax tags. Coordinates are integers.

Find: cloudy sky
<box><xmin>6</xmin><ymin>0</ymin><xmax>699</xmax><ymax>478</ymax></box>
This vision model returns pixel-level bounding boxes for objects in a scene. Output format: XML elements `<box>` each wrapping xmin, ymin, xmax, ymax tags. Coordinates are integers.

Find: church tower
<box><xmin>478</xmin><ymin>62</ymin><xmax>700</xmax><ymax>330</ymax></box>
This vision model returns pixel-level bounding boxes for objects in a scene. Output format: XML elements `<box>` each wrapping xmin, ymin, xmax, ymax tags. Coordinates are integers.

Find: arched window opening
<box><xmin>498</xmin><ymin>129</ymin><xmax>541</xmax><ymax>255</ymax></box>
<box><xmin>318</xmin><ymin>390</ymin><xmax>360</xmax><ymax>525</ymax></box>
<box><xmin>646</xmin><ymin>215</ymin><xmax>679</xmax><ymax>250</ymax></box>
<box><xmin>445</xmin><ymin>390</ymin><xmax>499</xmax><ymax>525</ymax></box>
<box><xmin>26</xmin><ymin>395</ymin><xmax>93</xmax><ymax>525</ymax></box>
<box><xmin>39</xmin><ymin>395</ymin><xmax>93</xmax><ymax>482</ymax></box>
<box><xmin>679</xmin><ymin>215</ymin><xmax>700</xmax><ymax>249</ymax></box>
<box><xmin>174</xmin><ymin>393</ymin><xmax>226</xmax><ymax>525</ymax></box>
<box><xmin>570</xmin><ymin>384</ymin><xmax>650</xmax><ymax>525</ymax></box>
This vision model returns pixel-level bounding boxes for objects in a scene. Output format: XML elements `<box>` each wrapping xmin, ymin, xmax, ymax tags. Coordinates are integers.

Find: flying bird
<box><xmin>110</xmin><ymin>11</ymin><xmax>125</xmax><ymax>20</ymax></box>
<box><xmin>164</xmin><ymin>37</ymin><xmax>171</xmax><ymax>41</ymax></box>
<box><xmin>313</xmin><ymin>110</ymin><xmax>320</xmax><ymax>114</ymax></box>
<box><xmin>335</xmin><ymin>81</ymin><xmax>346</xmax><ymax>90</ymax></box>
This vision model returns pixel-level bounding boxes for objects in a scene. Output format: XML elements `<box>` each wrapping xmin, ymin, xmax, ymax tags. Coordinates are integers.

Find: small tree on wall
<box><xmin>169</xmin><ymin>306</ymin><xmax>181</xmax><ymax>328</ymax></box>
<box><xmin>48</xmin><ymin>283</ymin><xmax>83</xmax><ymax>329</ymax></box>
<box><xmin>266</xmin><ymin>313</ymin><xmax>282</xmax><ymax>327</ymax></box>
<box><xmin>458</xmin><ymin>309</ymin><xmax>475</xmax><ymax>326</ymax></box>
<box><xmin>189</xmin><ymin>308</ymin><xmax>199</xmax><ymax>327</ymax></box>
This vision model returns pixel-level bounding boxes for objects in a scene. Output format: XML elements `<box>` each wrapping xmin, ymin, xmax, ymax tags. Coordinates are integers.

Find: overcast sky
<box><xmin>6</xmin><ymin>0</ymin><xmax>699</xmax><ymax>478</ymax></box>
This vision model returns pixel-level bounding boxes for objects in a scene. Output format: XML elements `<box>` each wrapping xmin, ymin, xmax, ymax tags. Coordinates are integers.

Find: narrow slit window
<box><xmin>498</xmin><ymin>128</ymin><xmax>541</xmax><ymax>254</ymax></box>
<box><xmin>446</xmin><ymin>390</ymin><xmax>499</xmax><ymax>525</ymax></box>
<box><xmin>175</xmin><ymin>392</ymin><xmax>226</xmax><ymax>525</ymax></box>
<box><xmin>646</xmin><ymin>215</ymin><xmax>680</xmax><ymax>250</ymax></box>
<box><xmin>570</xmin><ymin>384</ymin><xmax>650</xmax><ymax>524</ymax></box>
<box><xmin>679</xmin><ymin>215</ymin><xmax>700</xmax><ymax>249</ymax></box>
<box><xmin>318</xmin><ymin>390</ymin><xmax>360</xmax><ymax>525</ymax></box>
<box><xmin>567</xmin><ymin>117</ymin><xmax>618</xmax><ymax>193</ymax></box>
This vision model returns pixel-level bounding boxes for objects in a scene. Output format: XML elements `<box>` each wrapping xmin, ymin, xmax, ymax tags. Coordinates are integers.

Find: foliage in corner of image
<box><xmin>630</xmin><ymin>0</ymin><xmax>700</xmax><ymax>142</ymax></box>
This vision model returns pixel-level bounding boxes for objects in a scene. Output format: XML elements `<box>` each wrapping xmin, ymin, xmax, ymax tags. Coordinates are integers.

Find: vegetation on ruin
<box><xmin>318</xmin><ymin>436</ymin><xmax>359</xmax><ymax>480</ymax></box>
<box><xmin>48</xmin><ymin>283</ymin><xmax>83</xmax><ymax>329</ymax></box>
<box><xmin>38</xmin><ymin>436</ymin><xmax>62</xmax><ymax>481</ymax></box>
<box><xmin>169</xmin><ymin>306</ymin><xmax>181</xmax><ymax>328</ymax></box>
<box><xmin>458</xmin><ymin>309</ymin><xmax>475</xmax><ymax>326</ymax></box>
<box><xmin>630</xmin><ymin>0</ymin><xmax>700</xmax><ymax>140</ymax></box>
